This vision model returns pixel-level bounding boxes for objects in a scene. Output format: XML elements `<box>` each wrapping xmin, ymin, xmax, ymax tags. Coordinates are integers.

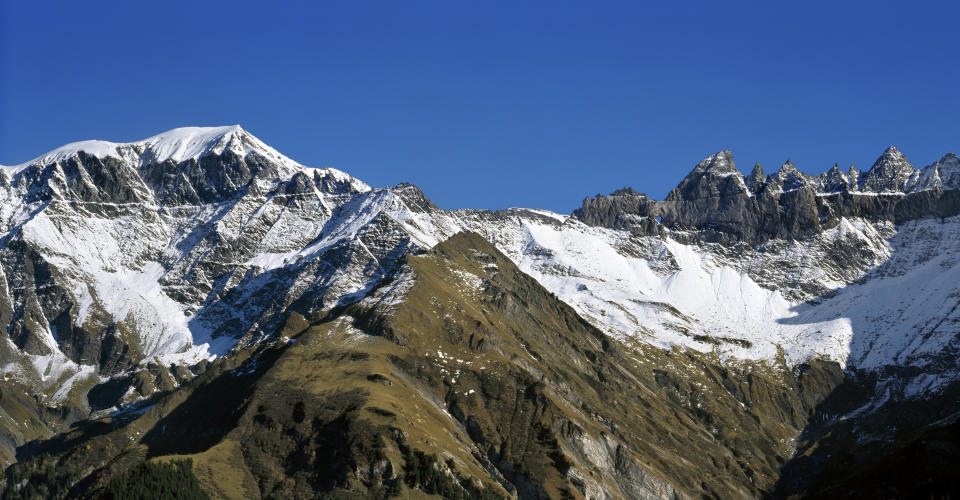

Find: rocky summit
<box><xmin>1</xmin><ymin>126</ymin><xmax>959</xmax><ymax>499</ymax></box>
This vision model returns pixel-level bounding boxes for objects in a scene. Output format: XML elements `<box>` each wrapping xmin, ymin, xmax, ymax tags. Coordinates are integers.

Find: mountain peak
<box><xmin>139</xmin><ymin>125</ymin><xmax>249</xmax><ymax>163</ymax></box>
<box><xmin>779</xmin><ymin>159</ymin><xmax>798</xmax><ymax>171</ymax></box>
<box><xmin>875</xmin><ymin>146</ymin><xmax>909</xmax><ymax>165</ymax></box>
<box><xmin>699</xmin><ymin>150</ymin><xmax>737</xmax><ymax>175</ymax></box>
<box><xmin>746</xmin><ymin>162</ymin><xmax>766</xmax><ymax>193</ymax></box>
<box><xmin>818</xmin><ymin>163</ymin><xmax>851</xmax><ymax>193</ymax></box>
<box><xmin>666</xmin><ymin>150</ymin><xmax>745</xmax><ymax>201</ymax></box>
<box><xmin>772</xmin><ymin>160</ymin><xmax>812</xmax><ymax>192</ymax></box>
<box><xmin>5</xmin><ymin>125</ymin><xmax>292</xmax><ymax>173</ymax></box>
<box><xmin>914</xmin><ymin>152</ymin><xmax>960</xmax><ymax>191</ymax></box>
<box><xmin>863</xmin><ymin>146</ymin><xmax>915</xmax><ymax>192</ymax></box>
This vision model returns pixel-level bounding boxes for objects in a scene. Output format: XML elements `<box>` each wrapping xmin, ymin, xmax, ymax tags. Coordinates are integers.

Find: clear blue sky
<box><xmin>2</xmin><ymin>1</ymin><xmax>958</xmax><ymax>212</ymax></box>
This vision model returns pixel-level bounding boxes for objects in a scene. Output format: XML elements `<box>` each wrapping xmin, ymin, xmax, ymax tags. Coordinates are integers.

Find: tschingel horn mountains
<box><xmin>1</xmin><ymin>126</ymin><xmax>959</xmax><ymax>499</ymax></box>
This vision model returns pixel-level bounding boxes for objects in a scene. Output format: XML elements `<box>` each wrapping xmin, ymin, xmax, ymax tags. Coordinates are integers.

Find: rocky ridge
<box><xmin>574</xmin><ymin>147</ymin><xmax>960</xmax><ymax>245</ymax></box>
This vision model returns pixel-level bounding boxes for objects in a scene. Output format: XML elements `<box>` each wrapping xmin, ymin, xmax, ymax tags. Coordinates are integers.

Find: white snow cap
<box><xmin>1</xmin><ymin>125</ymin><xmax>372</xmax><ymax>194</ymax></box>
<box><xmin>140</xmin><ymin>125</ymin><xmax>251</xmax><ymax>163</ymax></box>
<box><xmin>7</xmin><ymin>125</ymin><xmax>284</xmax><ymax>171</ymax></box>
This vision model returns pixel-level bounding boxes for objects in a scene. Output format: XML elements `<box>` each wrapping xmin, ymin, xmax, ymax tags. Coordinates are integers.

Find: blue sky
<box><xmin>2</xmin><ymin>1</ymin><xmax>958</xmax><ymax>212</ymax></box>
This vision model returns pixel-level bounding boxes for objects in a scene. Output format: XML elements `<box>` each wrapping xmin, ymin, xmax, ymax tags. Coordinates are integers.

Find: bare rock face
<box><xmin>575</xmin><ymin>187</ymin><xmax>652</xmax><ymax>230</ymax></box>
<box><xmin>745</xmin><ymin>162</ymin><xmax>766</xmax><ymax>193</ymax></box>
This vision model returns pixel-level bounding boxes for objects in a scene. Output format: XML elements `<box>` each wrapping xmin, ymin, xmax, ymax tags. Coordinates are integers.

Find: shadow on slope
<box><xmin>771</xmin><ymin>215</ymin><xmax>960</xmax><ymax>498</ymax></box>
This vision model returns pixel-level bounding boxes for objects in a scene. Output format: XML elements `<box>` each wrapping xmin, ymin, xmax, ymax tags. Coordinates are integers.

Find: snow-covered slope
<box><xmin>318</xmin><ymin>182</ymin><xmax>960</xmax><ymax>377</ymax></box>
<box><xmin>362</xmin><ymin>155</ymin><xmax>960</xmax><ymax>399</ymax></box>
<box><xmin>457</xmin><ymin>213</ymin><xmax>957</xmax><ymax>374</ymax></box>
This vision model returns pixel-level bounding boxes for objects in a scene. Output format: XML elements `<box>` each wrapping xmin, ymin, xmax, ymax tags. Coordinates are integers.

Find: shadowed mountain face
<box><xmin>2</xmin><ymin>128</ymin><xmax>960</xmax><ymax>498</ymax></box>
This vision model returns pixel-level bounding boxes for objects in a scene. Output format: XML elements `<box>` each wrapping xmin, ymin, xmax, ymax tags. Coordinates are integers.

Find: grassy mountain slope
<box><xmin>2</xmin><ymin>232</ymin><xmax>845</xmax><ymax>499</ymax></box>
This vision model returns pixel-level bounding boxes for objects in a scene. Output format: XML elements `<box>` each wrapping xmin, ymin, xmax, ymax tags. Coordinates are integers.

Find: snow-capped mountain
<box><xmin>0</xmin><ymin>126</ymin><xmax>379</xmax><ymax>407</ymax></box>
<box><xmin>2</xmin><ymin>126</ymin><xmax>959</xmax><ymax>409</ymax></box>
<box><xmin>2</xmin><ymin>125</ymin><xmax>960</xmax><ymax>497</ymax></box>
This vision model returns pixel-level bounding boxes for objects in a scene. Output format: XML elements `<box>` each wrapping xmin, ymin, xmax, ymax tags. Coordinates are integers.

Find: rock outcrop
<box><xmin>574</xmin><ymin>148</ymin><xmax>960</xmax><ymax>245</ymax></box>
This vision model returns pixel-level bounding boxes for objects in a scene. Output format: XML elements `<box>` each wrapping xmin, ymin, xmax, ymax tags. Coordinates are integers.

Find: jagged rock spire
<box><xmin>862</xmin><ymin>146</ymin><xmax>915</xmax><ymax>192</ymax></box>
<box><xmin>667</xmin><ymin>151</ymin><xmax>746</xmax><ymax>201</ymax></box>
<box><xmin>746</xmin><ymin>162</ymin><xmax>765</xmax><ymax>193</ymax></box>
<box><xmin>846</xmin><ymin>164</ymin><xmax>860</xmax><ymax>190</ymax></box>
<box><xmin>771</xmin><ymin>160</ymin><xmax>813</xmax><ymax>192</ymax></box>
<box><xmin>912</xmin><ymin>152</ymin><xmax>960</xmax><ymax>191</ymax></box>
<box><xmin>818</xmin><ymin>163</ymin><xmax>850</xmax><ymax>193</ymax></box>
